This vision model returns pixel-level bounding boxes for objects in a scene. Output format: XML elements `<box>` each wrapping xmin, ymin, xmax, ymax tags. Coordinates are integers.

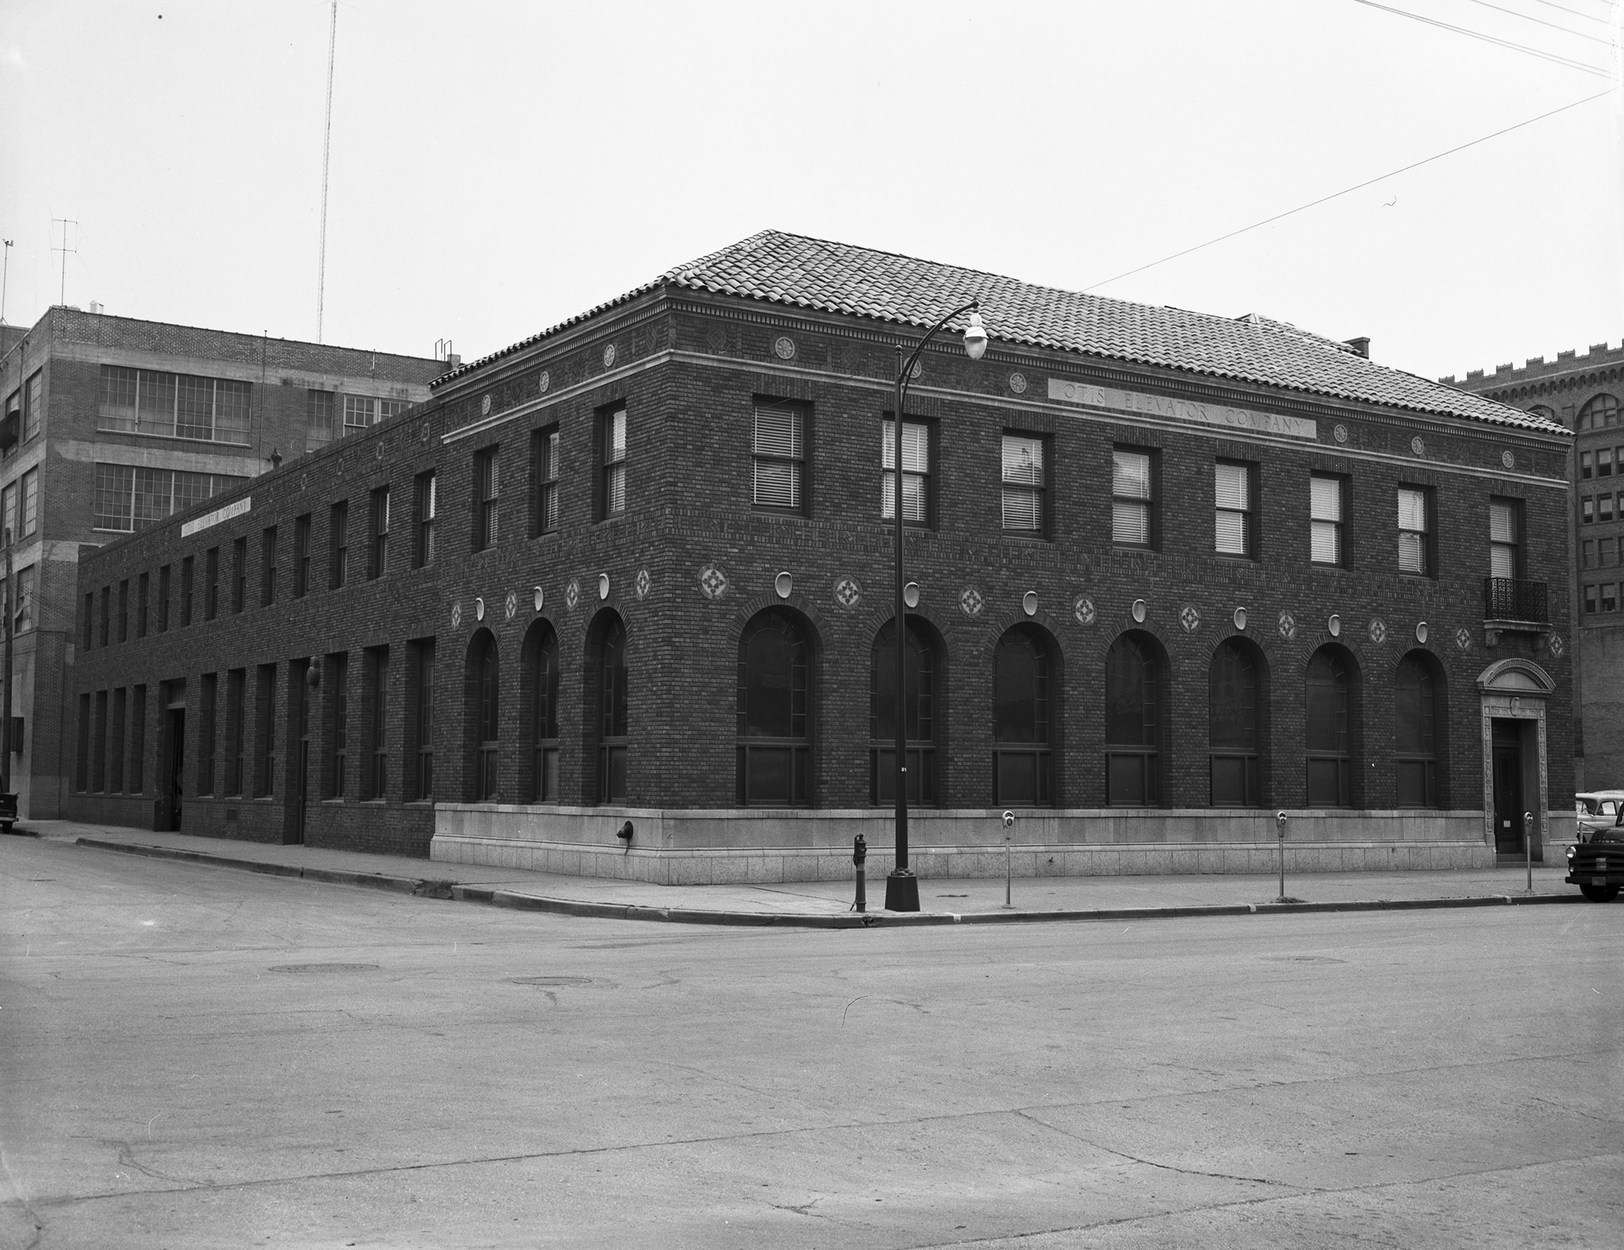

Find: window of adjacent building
<box><xmin>81</xmin><ymin>592</ymin><xmax>93</xmax><ymax>649</ymax></box>
<box><xmin>1394</xmin><ymin>653</ymin><xmax>1442</xmax><ymax>807</ymax></box>
<box><xmin>1578</xmin><ymin>394</ymin><xmax>1621</xmax><ymax>430</ymax></box>
<box><xmin>254</xmin><ymin>664</ymin><xmax>277</xmax><ymax>797</ymax></box>
<box><xmin>600</xmin><ymin>406</ymin><xmax>628</xmax><ymax>520</ymax></box>
<box><xmin>1112</xmin><ymin>447</ymin><xmax>1155</xmax><ymax>546</ymax></box>
<box><xmin>1214</xmin><ymin>460</ymin><xmax>1256</xmax><ymax>557</ymax></box>
<box><xmin>76</xmin><ymin>693</ymin><xmax>90</xmax><ymax>791</ymax></box>
<box><xmin>198</xmin><ymin>673</ymin><xmax>218</xmax><ymax>797</ymax></box>
<box><xmin>129</xmin><ymin>684</ymin><xmax>146</xmax><ymax>793</ymax></box>
<box><xmin>362</xmin><ymin>646</ymin><xmax>388</xmax><ymax>801</ymax></box>
<box><xmin>179</xmin><ymin>556</ymin><xmax>194</xmax><ymax>627</ymax></box>
<box><xmin>467</xmin><ymin>631</ymin><xmax>500</xmax><ymax>801</ymax></box>
<box><xmin>1210</xmin><ymin>639</ymin><xmax>1263</xmax><ymax>806</ymax></box>
<box><xmin>15</xmin><ymin>565</ymin><xmax>33</xmax><ymax>633</ymax></box>
<box><xmin>225</xmin><ymin>668</ymin><xmax>246</xmax><ymax>797</ymax></box>
<box><xmin>306</xmin><ymin>390</ymin><xmax>337</xmax><ymax>451</ymax></box>
<box><xmin>306</xmin><ymin>390</ymin><xmax>409</xmax><ymax>451</ymax></box>
<box><xmin>0</xmin><ymin>483</ymin><xmax>13</xmax><ymax>543</ymax></box>
<box><xmin>406</xmin><ymin>638</ymin><xmax>435</xmax><ymax>802</ymax></box>
<box><xmin>413</xmin><ymin>471</ymin><xmax>436</xmax><ymax>568</ymax></box>
<box><xmin>992</xmin><ymin>626</ymin><xmax>1054</xmax><ymax>807</ymax></box>
<box><xmin>1600</xmin><ymin>446</ymin><xmax>1616</xmax><ymax>477</ymax></box>
<box><xmin>204</xmin><ymin>549</ymin><xmax>218</xmax><ymax>621</ymax></box>
<box><xmin>1306</xmin><ymin>647</ymin><xmax>1356</xmax><ymax>807</ymax></box>
<box><xmin>869</xmin><ymin>619</ymin><xmax>939</xmax><ymax>806</ymax></box>
<box><xmin>293</xmin><ymin>514</ymin><xmax>312</xmax><ymax>598</ymax></box>
<box><xmin>23</xmin><ymin>370</ymin><xmax>42</xmax><ymax>441</ymax></box>
<box><xmin>1397</xmin><ymin>486</ymin><xmax>1432</xmax><ymax>575</ymax></box>
<box><xmin>324</xmin><ymin>652</ymin><xmax>348</xmax><ymax>799</ymax></box>
<box><xmin>260</xmin><ymin>526</ymin><xmax>278</xmax><ymax>606</ymax></box>
<box><xmin>1603</xmin><ymin>537</ymin><xmax>1618</xmax><ymax>567</ymax></box>
<box><xmin>137</xmin><ymin>571</ymin><xmax>150</xmax><ymax>635</ymax></box>
<box><xmin>1105</xmin><ymin>633</ymin><xmax>1164</xmax><ymax>805</ymax></box>
<box><xmin>19</xmin><ymin>469</ymin><xmax>37</xmax><ymax>537</ymax></box>
<box><xmin>1583</xmin><ymin>495</ymin><xmax>1596</xmax><ymax>524</ymax></box>
<box><xmin>328</xmin><ymin>500</ymin><xmax>349</xmax><ymax>589</ymax></box>
<box><xmin>99</xmin><ymin>586</ymin><xmax>110</xmax><ymax>646</ymax></box>
<box><xmin>524</xmin><ymin>622</ymin><xmax>561</xmax><ymax>803</ymax></box>
<box><xmin>752</xmin><ymin>401</ymin><xmax>806</xmax><ymax>514</ymax></box>
<box><xmin>116</xmin><ymin>578</ymin><xmax>128</xmax><ymax>641</ymax></box>
<box><xmin>157</xmin><ymin>564</ymin><xmax>171</xmax><ymax>632</ymax></box>
<box><xmin>1001</xmin><ymin>433</ymin><xmax>1046</xmax><ymax>535</ymax></box>
<box><xmin>231</xmin><ymin>536</ymin><xmax>247</xmax><ymax>614</ymax></box>
<box><xmin>1606</xmin><ymin>584</ymin><xmax>1621</xmax><ymax>613</ymax></box>
<box><xmin>367</xmin><ymin>486</ymin><xmax>389</xmax><ymax>580</ymax></box>
<box><xmin>595</xmin><ymin>618</ymin><xmax>629</xmax><ymax>803</ymax></box>
<box><xmin>91</xmin><ymin>464</ymin><xmax>248</xmax><ymax>533</ymax></box>
<box><xmin>3</xmin><ymin>389</ymin><xmax>18</xmax><ymax>444</ymax></box>
<box><xmin>98</xmin><ymin>366</ymin><xmax>250</xmax><ymax>444</ymax></box>
<box><xmin>93</xmin><ymin>690</ymin><xmax>108</xmax><ymax>791</ymax></box>
<box><xmin>880</xmin><ymin>417</ymin><xmax>930</xmax><ymax>525</ymax></box>
<box><xmin>474</xmin><ymin>447</ymin><xmax>500</xmax><ymax>551</ymax></box>
<box><xmin>1309</xmin><ymin>473</ymin><xmax>1345</xmax><ymax>565</ymax></box>
<box><xmin>1603</xmin><ymin>495</ymin><xmax>1617</xmax><ymax>524</ymax></box>
<box><xmin>1584</xmin><ymin>583</ymin><xmax>1599</xmax><ymax>614</ymax></box>
<box><xmin>1581</xmin><ymin>450</ymin><xmax>1595</xmax><ymax>479</ymax></box>
<box><xmin>735</xmin><ymin>610</ymin><xmax>812</xmax><ymax>806</ymax></box>
<box><xmin>1489</xmin><ymin>497</ymin><xmax>1522</xmax><ymax>582</ymax></box>
<box><xmin>110</xmin><ymin>688</ymin><xmax>127</xmax><ymax>793</ymax></box>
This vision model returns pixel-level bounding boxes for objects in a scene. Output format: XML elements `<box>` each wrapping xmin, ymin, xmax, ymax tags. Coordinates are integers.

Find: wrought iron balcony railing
<box><xmin>1484</xmin><ymin>577</ymin><xmax>1548</xmax><ymax>623</ymax></box>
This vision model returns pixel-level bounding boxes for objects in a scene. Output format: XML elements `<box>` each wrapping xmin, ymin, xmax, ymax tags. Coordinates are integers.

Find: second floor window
<box><xmin>1310</xmin><ymin>474</ymin><xmax>1344</xmax><ymax>565</ymax></box>
<box><xmin>600</xmin><ymin>407</ymin><xmax>627</xmax><ymax>519</ymax></box>
<box><xmin>881</xmin><ymin>417</ymin><xmax>930</xmax><ymax>524</ymax></box>
<box><xmin>1112</xmin><ymin>448</ymin><xmax>1154</xmax><ymax>546</ymax></box>
<box><xmin>98</xmin><ymin>366</ymin><xmax>250</xmax><ymax>444</ymax></box>
<box><xmin>293</xmin><ymin>515</ymin><xmax>312</xmax><ymax>598</ymax></box>
<box><xmin>367</xmin><ymin>486</ymin><xmax>390</xmax><ymax>580</ymax></box>
<box><xmin>260</xmin><ymin>526</ymin><xmax>278</xmax><ymax>606</ymax></box>
<box><xmin>752</xmin><ymin>402</ymin><xmax>806</xmax><ymax>513</ymax></box>
<box><xmin>1214</xmin><ymin>461</ymin><xmax>1255</xmax><ymax>557</ymax></box>
<box><xmin>414</xmin><ymin>471</ymin><xmax>436</xmax><ymax>567</ymax></box>
<box><xmin>531</xmin><ymin>428</ymin><xmax>560</xmax><ymax>535</ymax></box>
<box><xmin>475</xmin><ymin>448</ymin><xmax>500</xmax><ymax>550</ymax></box>
<box><xmin>1397</xmin><ymin>486</ymin><xmax>1431</xmax><ymax>575</ymax></box>
<box><xmin>1490</xmin><ymin>497</ymin><xmax>1522</xmax><ymax>580</ymax></box>
<box><xmin>20</xmin><ymin>469</ymin><xmax>37</xmax><ymax>537</ymax></box>
<box><xmin>1001</xmin><ymin>433</ymin><xmax>1046</xmax><ymax>534</ymax></box>
<box><xmin>329</xmin><ymin>500</ymin><xmax>349</xmax><ymax>589</ymax></box>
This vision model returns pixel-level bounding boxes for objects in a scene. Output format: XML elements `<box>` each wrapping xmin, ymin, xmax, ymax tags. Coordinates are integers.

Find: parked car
<box><xmin>1567</xmin><ymin>817</ymin><xmax>1623</xmax><ymax>902</ymax></box>
<box><xmin>1574</xmin><ymin>790</ymin><xmax>1624</xmax><ymax>842</ymax></box>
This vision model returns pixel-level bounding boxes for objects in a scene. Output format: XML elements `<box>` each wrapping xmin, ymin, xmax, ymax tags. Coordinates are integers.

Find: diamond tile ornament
<box><xmin>1369</xmin><ymin>618</ymin><xmax>1388</xmax><ymax>645</ymax></box>
<box><xmin>1456</xmin><ymin>626</ymin><xmax>1473</xmax><ymax>651</ymax></box>
<box><xmin>834</xmin><ymin>576</ymin><xmax>861</xmax><ymax>609</ymax></box>
<box><xmin>699</xmin><ymin>565</ymin><xmax>728</xmax><ymax>600</ymax></box>
<box><xmin>636</xmin><ymin>568</ymin><xmax>651</xmax><ymax>599</ymax></box>
<box><xmin>451</xmin><ymin>601</ymin><xmax>462</xmax><ymax>629</ymax></box>
<box><xmin>565</xmin><ymin>579</ymin><xmax>580</xmax><ymax>610</ymax></box>
<box><xmin>1278</xmin><ymin>610</ymin><xmax>1296</xmax><ymax>640</ymax></box>
<box><xmin>1549</xmin><ymin>633</ymin><xmax>1564</xmax><ymax>658</ymax></box>
<box><xmin>1074</xmin><ymin>596</ymin><xmax>1096</xmax><ymax>626</ymax></box>
<box><xmin>1180</xmin><ymin>604</ymin><xmax>1201</xmax><ymax>633</ymax></box>
<box><xmin>504</xmin><ymin>590</ymin><xmax>517</xmax><ymax>620</ymax></box>
<box><xmin>960</xmin><ymin>586</ymin><xmax>984</xmax><ymax>617</ymax></box>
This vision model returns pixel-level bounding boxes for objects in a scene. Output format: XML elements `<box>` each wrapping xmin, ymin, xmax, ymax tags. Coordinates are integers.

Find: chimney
<box><xmin>1344</xmin><ymin>336</ymin><xmax>1370</xmax><ymax>358</ymax></box>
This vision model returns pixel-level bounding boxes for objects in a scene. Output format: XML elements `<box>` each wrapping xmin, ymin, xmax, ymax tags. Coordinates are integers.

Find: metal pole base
<box><xmin>884</xmin><ymin>869</ymin><xmax>920</xmax><ymax>912</ymax></box>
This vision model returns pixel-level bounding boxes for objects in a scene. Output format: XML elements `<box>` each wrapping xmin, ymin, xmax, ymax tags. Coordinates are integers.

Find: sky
<box><xmin>1</xmin><ymin>0</ymin><xmax>1620</xmax><ymax>383</ymax></box>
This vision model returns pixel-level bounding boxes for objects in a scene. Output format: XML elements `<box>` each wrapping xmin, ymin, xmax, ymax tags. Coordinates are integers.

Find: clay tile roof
<box><xmin>436</xmin><ymin>229</ymin><xmax>1567</xmax><ymax>436</ymax></box>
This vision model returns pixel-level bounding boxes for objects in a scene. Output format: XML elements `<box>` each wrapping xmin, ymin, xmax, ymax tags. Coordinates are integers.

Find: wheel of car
<box><xmin>1578</xmin><ymin>883</ymin><xmax>1620</xmax><ymax>902</ymax></box>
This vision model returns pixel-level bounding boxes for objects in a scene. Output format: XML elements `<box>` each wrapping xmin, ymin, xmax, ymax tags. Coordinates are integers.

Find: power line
<box><xmin>1533</xmin><ymin>0</ymin><xmax>1617</xmax><ymax>23</ymax></box>
<box><xmin>1465</xmin><ymin>0</ymin><xmax>1617</xmax><ymax>44</ymax></box>
<box><xmin>1352</xmin><ymin>0</ymin><xmax>1613</xmax><ymax>74</ymax></box>
<box><xmin>1083</xmin><ymin>88</ymin><xmax>1618</xmax><ymax>293</ymax></box>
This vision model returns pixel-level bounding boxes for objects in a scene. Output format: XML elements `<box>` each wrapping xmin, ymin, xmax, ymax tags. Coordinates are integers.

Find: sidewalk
<box><xmin>8</xmin><ymin>819</ymin><xmax>1582</xmax><ymax>928</ymax></box>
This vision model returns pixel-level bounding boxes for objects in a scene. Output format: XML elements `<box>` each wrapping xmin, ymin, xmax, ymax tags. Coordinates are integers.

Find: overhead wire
<box><xmin>1463</xmin><ymin>0</ymin><xmax>1617</xmax><ymax>44</ymax></box>
<box><xmin>1082</xmin><ymin>87</ymin><xmax>1618</xmax><ymax>292</ymax></box>
<box><xmin>1351</xmin><ymin>0</ymin><xmax>1613</xmax><ymax>74</ymax></box>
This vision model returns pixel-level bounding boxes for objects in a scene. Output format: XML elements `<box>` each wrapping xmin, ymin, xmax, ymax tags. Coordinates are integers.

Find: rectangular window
<box><xmin>1582</xmin><ymin>450</ymin><xmax>1595</xmax><ymax>479</ymax></box>
<box><xmin>1601</xmin><ymin>446</ymin><xmax>1616</xmax><ymax>477</ymax></box>
<box><xmin>343</xmin><ymin>395</ymin><xmax>375</xmax><ymax>434</ymax></box>
<box><xmin>1397</xmin><ymin>486</ymin><xmax>1432</xmax><ymax>575</ymax></box>
<box><xmin>81</xmin><ymin>592</ymin><xmax>93</xmax><ymax>649</ymax></box>
<box><xmin>531</xmin><ymin>428</ymin><xmax>561</xmax><ymax>534</ymax></box>
<box><xmin>367</xmin><ymin>486</ymin><xmax>389</xmax><ymax>580</ymax></box>
<box><xmin>129</xmin><ymin>685</ymin><xmax>146</xmax><ymax>793</ymax></box>
<box><xmin>110</xmin><ymin>688</ymin><xmax>127</xmax><ymax>793</ymax></box>
<box><xmin>1604</xmin><ymin>495</ymin><xmax>1617</xmax><ymax>524</ymax></box>
<box><xmin>224</xmin><ymin>668</ymin><xmax>246</xmax><ymax>797</ymax></box>
<box><xmin>1489</xmin><ymin>497</ymin><xmax>1522</xmax><ymax>581</ymax></box>
<box><xmin>0</xmin><ymin>483</ymin><xmax>13</xmax><ymax>544</ymax></box>
<box><xmin>179</xmin><ymin>556</ymin><xmax>194</xmax><ymax>627</ymax></box>
<box><xmin>1310</xmin><ymin>473</ymin><xmax>1345</xmax><ymax>565</ymax></box>
<box><xmin>406</xmin><ymin>637</ymin><xmax>435</xmax><ymax>801</ymax></box>
<box><xmin>254</xmin><ymin>663</ymin><xmax>277</xmax><ymax>797</ymax></box>
<box><xmin>99</xmin><ymin>586</ymin><xmax>110</xmax><ymax>646</ymax></box>
<box><xmin>1585</xmin><ymin>584</ymin><xmax>1599</xmax><ymax>614</ymax></box>
<box><xmin>752</xmin><ymin>402</ymin><xmax>805</xmax><ymax>513</ymax></box>
<box><xmin>1606</xmin><ymin>584</ymin><xmax>1620</xmax><ymax>614</ymax></box>
<box><xmin>91</xmin><ymin>464</ymin><xmax>248</xmax><ymax>532</ymax></box>
<box><xmin>600</xmin><ymin>406</ymin><xmax>627</xmax><ymax>519</ymax></box>
<box><xmin>76</xmin><ymin>693</ymin><xmax>89</xmax><ymax>791</ymax></box>
<box><xmin>1583</xmin><ymin>495</ymin><xmax>1596</xmax><ymax>525</ymax></box>
<box><xmin>231</xmin><ymin>536</ymin><xmax>247</xmax><ymax>614</ymax></box>
<box><xmin>198</xmin><ymin>673</ymin><xmax>217</xmax><ymax>796</ymax></box>
<box><xmin>362</xmin><ymin>645</ymin><xmax>389</xmax><ymax>800</ymax></box>
<box><xmin>1214</xmin><ymin>461</ymin><xmax>1256</xmax><ymax>557</ymax></box>
<box><xmin>1112</xmin><ymin>448</ymin><xmax>1155</xmax><ymax>546</ymax></box>
<box><xmin>20</xmin><ymin>469</ymin><xmax>37</xmax><ymax>537</ymax></box>
<box><xmin>157</xmin><ymin>564</ymin><xmax>171</xmax><ymax>632</ymax></box>
<box><xmin>137</xmin><ymin>571</ymin><xmax>150</xmax><ymax>636</ymax></box>
<box><xmin>118</xmin><ymin>579</ymin><xmax>129</xmax><ymax>641</ymax></box>
<box><xmin>475</xmin><ymin>447</ymin><xmax>500</xmax><ymax>550</ymax></box>
<box><xmin>204</xmin><ymin>548</ymin><xmax>219</xmax><ymax>621</ymax></box>
<box><xmin>260</xmin><ymin>527</ymin><xmax>278</xmax><ymax>606</ymax></box>
<box><xmin>293</xmin><ymin>515</ymin><xmax>312</xmax><ymax>598</ymax></box>
<box><xmin>881</xmin><ymin>417</ymin><xmax>931</xmax><ymax>524</ymax></box>
<box><xmin>306</xmin><ymin>389</ymin><xmax>336</xmax><ymax>451</ymax></box>
<box><xmin>15</xmin><ymin>565</ymin><xmax>33</xmax><ymax>633</ymax></box>
<box><xmin>23</xmin><ymin>370</ymin><xmax>42</xmax><ymax>441</ymax></box>
<box><xmin>98</xmin><ymin>366</ymin><xmax>249</xmax><ymax>443</ymax></box>
<box><xmin>1001</xmin><ymin>433</ymin><xmax>1046</xmax><ymax>534</ymax></box>
<box><xmin>1603</xmin><ymin>537</ymin><xmax>1618</xmax><ymax>567</ymax></box>
<box><xmin>413</xmin><ymin>471</ymin><xmax>436</xmax><ymax>568</ymax></box>
<box><xmin>325</xmin><ymin>651</ymin><xmax>348</xmax><ymax>799</ymax></box>
<box><xmin>93</xmin><ymin>690</ymin><xmax>107</xmax><ymax>791</ymax></box>
<box><xmin>329</xmin><ymin>500</ymin><xmax>349</xmax><ymax>589</ymax></box>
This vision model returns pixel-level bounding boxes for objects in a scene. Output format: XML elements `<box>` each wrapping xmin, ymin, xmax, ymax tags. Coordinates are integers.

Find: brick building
<box><xmin>68</xmin><ymin>231</ymin><xmax>1572</xmax><ymax>881</ymax></box>
<box><xmin>0</xmin><ymin>307</ymin><xmax>446</xmax><ymax>817</ymax></box>
<box><xmin>1444</xmin><ymin>342</ymin><xmax>1623</xmax><ymax>790</ymax></box>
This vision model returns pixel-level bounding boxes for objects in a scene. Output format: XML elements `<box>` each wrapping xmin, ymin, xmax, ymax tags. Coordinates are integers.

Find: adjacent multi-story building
<box><xmin>1444</xmin><ymin>342</ymin><xmax>1622</xmax><ymax>789</ymax></box>
<box><xmin>68</xmin><ymin>231</ymin><xmax>1573</xmax><ymax>881</ymax></box>
<box><xmin>0</xmin><ymin>306</ymin><xmax>447</xmax><ymax>817</ymax></box>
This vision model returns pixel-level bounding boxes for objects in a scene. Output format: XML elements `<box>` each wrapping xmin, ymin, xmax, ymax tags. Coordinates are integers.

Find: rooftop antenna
<box><xmin>316</xmin><ymin>0</ymin><xmax>337</xmax><ymax>343</ymax></box>
<box><xmin>52</xmin><ymin>219</ymin><xmax>77</xmax><ymax>306</ymax></box>
<box><xmin>1</xmin><ymin>239</ymin><xmax>12</xmax><ymax>326</ymax></box>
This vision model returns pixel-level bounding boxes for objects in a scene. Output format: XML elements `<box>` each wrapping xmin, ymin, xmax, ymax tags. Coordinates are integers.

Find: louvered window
<box><xmin>1001</xmin><ymin>434</ymin><xmax>1045</xmax><ymax>533</ymax></box>
<box><xmin>752</xmin><ymin>402</ymin><xmax>806</xmax><ymax>512</ymax></box>
<box><xmin>1215</xmin><ymin>461</ymin><xmax>1254</xmax><ymax>556</ymax></box>
<box><xmin>1112</xmin><ymin>448</ymin><xmax>1154</xmax><ymax>546</ymax></box>
<box><xmin>1311</xmin><ymin>474</ymin><xmax>1344</xmax><ymax>565</ymax></box>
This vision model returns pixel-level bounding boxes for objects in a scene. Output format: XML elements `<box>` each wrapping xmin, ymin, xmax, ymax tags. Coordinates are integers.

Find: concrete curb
<box><xmin>73</xmin><ymin>835</ymin><xmax>1581</xmax><ymax>927</ymax></box>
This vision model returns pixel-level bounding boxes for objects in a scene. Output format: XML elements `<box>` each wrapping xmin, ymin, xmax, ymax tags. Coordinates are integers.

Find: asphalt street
<box><xmin>2</xmin><ymin>835</ymin><xmax>1619</xmax><ymax>1249</ymax></box>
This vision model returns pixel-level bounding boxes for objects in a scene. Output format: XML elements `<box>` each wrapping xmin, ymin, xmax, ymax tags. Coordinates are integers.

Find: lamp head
<box><xmin>962</xmin><ymin>308</ymin><xmax>988</xmax><ymax>360</ymax></box>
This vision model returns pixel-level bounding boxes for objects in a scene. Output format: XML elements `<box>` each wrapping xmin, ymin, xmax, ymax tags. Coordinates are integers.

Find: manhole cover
<box><xmin>509</xmin><ymin>976</ymin><xmax>594</xmax><ymax>988</ymax></box>
<box><xmin>269</xmin><ymin>963</ymin><xmax>381</xmax><ymax>974</ymax></box>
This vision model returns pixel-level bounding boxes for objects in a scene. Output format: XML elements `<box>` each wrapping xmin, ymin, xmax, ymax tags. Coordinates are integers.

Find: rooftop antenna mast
<box><xmin>51</xmin><ymin>219</ymin><xmax>77</xmax><ymax>306</ymax></box>
<box><xmin>1</xmin><ymin>239</ymin><xmax>12</xmax><ymax>325</ymax></box>
<box><xmin>317</xmin><ymin>0</ymin><xmax>337</xmax><ymax>344</ymax></box>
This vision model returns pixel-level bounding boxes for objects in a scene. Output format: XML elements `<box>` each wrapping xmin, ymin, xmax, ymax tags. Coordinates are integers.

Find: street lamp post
<box><xmin>885</xmin><ymin>300</ymin><xmax>988</xmax><ymax>912</ymax></box>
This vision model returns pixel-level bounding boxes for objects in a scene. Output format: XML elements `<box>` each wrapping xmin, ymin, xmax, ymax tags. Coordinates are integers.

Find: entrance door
<box><xmin>1492</xmin><ymin>720</ymin><xmax>1524</xmax><ymax>857</ymax></box>
<box><xmin>164</xmin><ymin>707</ymin><xmax>185</xmax><ymax>832</ymax></box>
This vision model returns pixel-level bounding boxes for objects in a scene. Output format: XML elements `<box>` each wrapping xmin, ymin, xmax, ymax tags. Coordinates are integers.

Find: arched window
<box><xmin>1210</xmin><ymin>639</ymin><xmax>1264</xmax><ymax>806</ymax></box>
<box><xmin>993</xmin><ymin>626</ymin><xmax>1054</xmax><ymax>806</ymax></box>
<box><xmin>465</xmin><ymin>630</ymin><xmax>499</xmax><ymax>802</ymax></box>
<box><xmin>1395</xmin><ymin>651</ymin><xmax>1445</xmax><ymax>808</ymax></box>
<box><xmin>596</xmin><ymin>617</ymin><xmax>628</xmax><ymax>803</ymax></box>
<box><xmin>522</xmin><ymin>621</ymin><xmax>560</xmax><ymax>802</ymax></box>
<box><xmin>1105</xmin><ymin>632</ymin><xmax>1164</xmax><ymax>805</ymax></box>
<box><xmin>870</xmin><ymin>620</ymin><xmax>939</xmax><ymax>805</ymax></box>
<box><xmin>736</xmin><ymin>610</ymin><xmax>812</xmax><ymax>806</ymax></box>
<box><xmin>1578</xmin><ymin>394</ymin><xmax>1620</xmax><ymax>431</ymax></box>
<box><xmin>1306</xmin><ymin>647</ymin><xmax>1357</xmax><ymax>807</ymax></box>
